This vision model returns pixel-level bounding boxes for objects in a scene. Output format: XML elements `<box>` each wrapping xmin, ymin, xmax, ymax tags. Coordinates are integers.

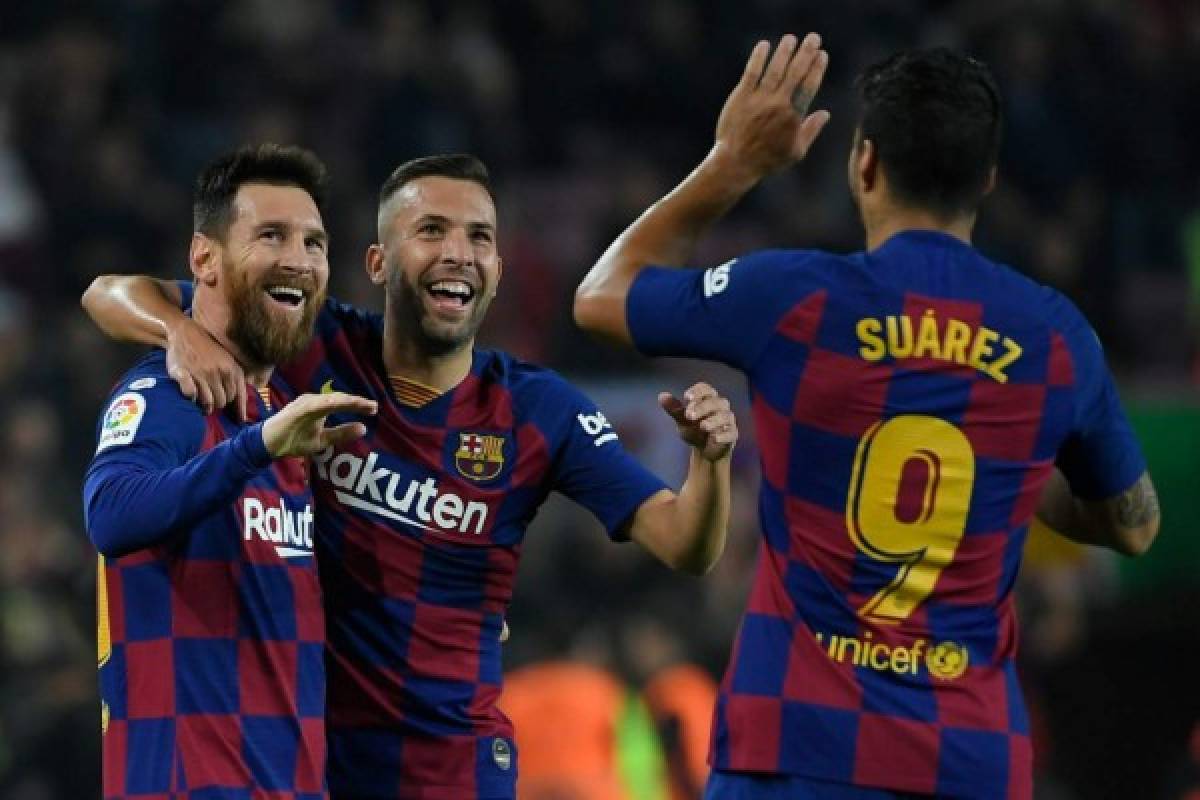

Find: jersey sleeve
<box><xmin>625</xmin><ymin>250</ymin><xmax>819</xmax><ymax>369</ymax></box>
<box><xmin>83</xmin><ymin>376</ymin><xmax>273</xmax><ymax>557</ymax></box>
<box><xmin>546</xmin><ymin>380</ymin><xmax>668</xmax><ymax>540</ymax></box>
<box><xmin>1053</xmin><ymin>302</ymin><xmax>1147</xmax><ymax>499</ymax></box>
<box><xmin>176</xmin><ymin>278</ymin><xmax>194</xmax><ymax>310</ymax></box>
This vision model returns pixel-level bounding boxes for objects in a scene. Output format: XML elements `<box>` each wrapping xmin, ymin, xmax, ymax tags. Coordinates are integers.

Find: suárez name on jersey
<box><xmin>312</xmin><ymin>447</ymin><xmax>489</xmax><ymax>535</ymax></box>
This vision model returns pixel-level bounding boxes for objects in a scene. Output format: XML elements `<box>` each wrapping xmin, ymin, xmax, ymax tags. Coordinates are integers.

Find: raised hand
<box><xmin>261</xmin><ymin>392</ymin><xmax>378</xmax><ymax>459</ymax></box>
<box><xmin>714</xmin><ymin>33</ymin><xmax>831</xmax><ymax>180</ymax></box>
<box><xmin>166</xmin><ymin>317</ymin><xmax>248</xmax><ymax>421</ymax></box>
<box><xmin>659</xmin><ymin>382</ymin><xmax>738</xmax><ymax>463</ymax></box>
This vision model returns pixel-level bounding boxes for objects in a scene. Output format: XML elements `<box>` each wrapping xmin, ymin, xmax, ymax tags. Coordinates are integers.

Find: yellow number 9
<box><xmin>846</xmin><ymin>415</ymin><xmax>975</xmax><ymax>624</ymax></box>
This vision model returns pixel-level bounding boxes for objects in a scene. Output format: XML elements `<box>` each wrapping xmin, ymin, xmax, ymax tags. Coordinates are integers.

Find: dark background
<box><xmin>1</xmin><ymin>1</ymin><xmax>1198</xmax><ymax>797</ymax></box>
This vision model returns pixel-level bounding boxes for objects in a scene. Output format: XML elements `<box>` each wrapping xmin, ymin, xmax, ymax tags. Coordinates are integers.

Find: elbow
<box><xmin>674</xmin><ymin>538</ymin><xmax>726</xmax><ymax>576</ymax></box>
<box><xmin>1114</xmin><ymin>516</ymin><xmax>1160</xmax><ymax>557</ymax></box>
<box><xmin>87</xmin><ymin>519</ymin><xmax>133</xmax><ymax>560</ymax></box>
<box><xmin>572</xmin><ymin>287</ymin><xmax>605</xmax><ymax>333</ymax></box>
<box><xmin>80</xmin><ymin>276</ymin><xmax>109</xmax><ymax>317</ymax></box>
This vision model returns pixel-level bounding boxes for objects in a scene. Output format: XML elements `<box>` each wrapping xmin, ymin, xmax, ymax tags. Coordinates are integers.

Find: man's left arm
<box><xmin>624</xmin><ymin>384</ymin><xmax>737</xmax><ymax>575</ymax></box>
<box><xmin>556</xmin><ymin>381</ymin><xmax>737</xmax><ymax>576</ymax></box>
<box><xmin>573</xmin><ymin>33</ymin><xmax>830</xmax><ymax>344</ymax></box>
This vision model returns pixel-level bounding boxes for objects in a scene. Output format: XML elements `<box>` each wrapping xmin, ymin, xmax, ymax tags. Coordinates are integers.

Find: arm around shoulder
<box><xmin>81</xmin><ymin>275</ymin><xmax>185</xmax><ymax>347</ymax></box>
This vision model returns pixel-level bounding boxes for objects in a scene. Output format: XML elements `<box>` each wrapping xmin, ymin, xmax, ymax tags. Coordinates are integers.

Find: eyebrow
<box><xmin>414</xmin><ymin>214</ymin><xmax>495</xmax><ymax>232</ymax></box>
<box><xmin>255</xmin><ymin>220</ymin><xmax>328</xmax><ymax>243</ymax></box>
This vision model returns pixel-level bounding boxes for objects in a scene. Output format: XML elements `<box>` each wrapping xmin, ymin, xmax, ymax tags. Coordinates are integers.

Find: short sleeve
<box><xmin>548</xmin><ymin>381</ymin><xmax>668</xmax><ymax>539</ymax></box>
<box><xmin>1054</xmin><ymin>305</ymin><xmax>1146</xmax><ymax>499</ymax></box>
<box><xmin>625</xmin><ymin>250</ymin><xmax>820</xmax><ymax>369</ymax></box>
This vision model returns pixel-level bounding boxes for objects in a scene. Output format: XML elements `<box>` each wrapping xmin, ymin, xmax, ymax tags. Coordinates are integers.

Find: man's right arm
<box><xmin>82</xmin><ymin>275</ymin><xmax>246</xmax><ymax>416</ymax></box>
<box><xmin>85</xmin><ymin>386</ymin><xmax>375</xmax><ymax>558</ymax></box>
<box><xmin>1036</xmin><ymin>468</ymin><xmax>1159</xmax><ymax>557</ymax></box>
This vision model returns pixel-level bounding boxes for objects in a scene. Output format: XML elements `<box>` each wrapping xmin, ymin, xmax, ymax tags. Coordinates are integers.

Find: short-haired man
<box><xmin>574</xmin><ymin>35</ymin><xmax>1159</xmax><ymax>798</ymax></box>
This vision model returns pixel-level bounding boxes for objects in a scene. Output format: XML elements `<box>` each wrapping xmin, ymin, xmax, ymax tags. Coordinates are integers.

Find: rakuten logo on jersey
<box><xmin>243</xmin><ymin>497</ymin><xmax>315</xmax><ymax>559</ymax></box>
<box><xmin>312</xmin><ymin>447</ymin><xmax>490</xmax><ymax>536</ymax></box>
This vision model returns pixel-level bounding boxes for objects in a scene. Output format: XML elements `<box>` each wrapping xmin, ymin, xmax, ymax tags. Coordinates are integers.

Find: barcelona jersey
<box><xmin>84</xmin><ymin>350</ymin><xmax>326</xmax><ymax>799</ymax></box>
<box><xmin>271</xmin><ymin>302</ymin><xmax>667</xmax><ymax>799</ymax></box>
<box><xmin>626</xmin><ymin>231</ymin><xmax>1146</xmax><ymax>798</ymax></box>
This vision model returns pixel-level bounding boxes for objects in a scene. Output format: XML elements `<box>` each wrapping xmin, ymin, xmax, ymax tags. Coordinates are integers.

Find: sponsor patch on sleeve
<box><xmin>96</xmin><ymin>392</ymin><xmax>147</xmax><ymax>453</ymax></box>
<box><xmin>128</xmin><ymin>377</ymin><xmax>156</xmax><ymax>390</ymax></box>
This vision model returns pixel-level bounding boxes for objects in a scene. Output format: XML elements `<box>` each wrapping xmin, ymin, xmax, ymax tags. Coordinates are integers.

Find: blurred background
<box><xmin>1</xmin><ymin>0</ymin><xmax>1198</xmax><ymax>797</ymax></box>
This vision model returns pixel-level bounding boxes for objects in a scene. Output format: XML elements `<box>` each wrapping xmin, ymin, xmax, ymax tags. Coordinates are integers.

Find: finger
<box><xmin>321</xmin><ymin>421</ymin><xmax>368</xmax><ymax>448</ymax></box>
<box><xmin>306</xmin><ymin>392</ymin><xmax>379</xmax><ymax>417</ymax></box>
<box><xmin>794</xmin><ymin>109</ymin><xmax>832</xmax><ymax>159</ymax></box>
<box><xmin>208</xmin><ymin>377</ymin><xmax>229</xmax><ymax>414</ymax></box>
<box><xmin>791</xmin><ymin>48</ymin><xmax>829</xmax><ymax>117</ymax></box>
<box><xmin>761</xmin><ymin>34</ymin><xmax>799</xmax><ymax>92</ymax></box>
<box><xmin>235</xmin><ymin>378</ymin><xmax>248</xmax><ymax>424</ymax></box>
<box><xmin>682</xmin><ymin>382</ymin><xmax>716</xmax><ymax>405</ymax></box>
<box><xmin>658</xmin><ymin>392</ymin><xmax>688</xmax><ymax>425</ymax></box>
<box><xmin>194</xmin><ymin>378</ymin><xmax>215</xmax><ymax>416</ymax></box>
<box><xmin>739</xmin><ymin>39</ymin><xmax>771</xmax><ymax>91</ymax></box>
<box><xmin>781</xmin><ymin>33</ymin><xmax>823</xmax><ymax>101</ymax></box>
<box><xmin>170</xmin><ymin>366</ymin><xmax>197</xmax><ymax>401</ymax></box>
<box><xmin>686</xmin><ymin>393</ymin><xmax>730</xmax><ymax>421</ymax></box>
<box><xmin>699</xmin><ymin>411</ymin><xmax>735</xmax><ymax>433</ymax></box>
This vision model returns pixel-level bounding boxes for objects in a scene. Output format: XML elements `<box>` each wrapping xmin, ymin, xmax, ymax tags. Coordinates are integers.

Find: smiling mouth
<box><xmin>263</xmin><ymin>284</ymin><xmax>307</xmax><ymax>311</ymax></box>
<box><xmin>424</xmin><ymin>279</ymin><xmax>476</xmax><ymax>313</ymax></box>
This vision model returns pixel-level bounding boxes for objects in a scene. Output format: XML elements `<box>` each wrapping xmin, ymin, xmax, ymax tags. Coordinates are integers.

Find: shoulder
<box><xmin>485</xmin><ymin>350</ymin><xmax>584</xmax><ymax>403</ymax></box>
<box><xmin>316</xmin><ymin>296</ymin><xmax>383</xmax><ymax>337</ymax></box>
<box><xmin>95</xmin><ymin>351</ymin><xmax>205</xmax><ymax>455</ymax></box>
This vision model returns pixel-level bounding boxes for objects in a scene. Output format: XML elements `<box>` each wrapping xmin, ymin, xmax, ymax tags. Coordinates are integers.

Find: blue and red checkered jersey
<box><xmin>271</xmin><ymin>301</ymin><xmax>667</xmax><ymax>799</ymax></box>
<box><xmin>626</xmin><ymin>231</ymin><xmax>1146</xmax><ymax>798</ymax></box>
<box><xmin>84</xmin><ymin>349</ymin><xmax>326</xmax><ymax>799</ymax></box>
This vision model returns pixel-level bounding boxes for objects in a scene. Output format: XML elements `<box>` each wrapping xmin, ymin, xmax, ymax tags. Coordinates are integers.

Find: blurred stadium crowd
<box><xmin>0</xmin><ymin>0</ymin><xmax>1198</xmax><ymax>797</ymax></box>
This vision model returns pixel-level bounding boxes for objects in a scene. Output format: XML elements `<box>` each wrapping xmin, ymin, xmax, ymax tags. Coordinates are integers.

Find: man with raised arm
<box><xmin>574</xmin><ymin>34</ymin><xmax>1159</xmax><ymax>799</ymax></box>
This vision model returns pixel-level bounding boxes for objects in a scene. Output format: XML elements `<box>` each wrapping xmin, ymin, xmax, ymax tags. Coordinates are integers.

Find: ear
<box><xmin>982</xmin><ymin>165</ymin><xmax>998</xmax><ymax>198</ymax></box>
<box><xmin>365</xmin><ymin>243</ymin><xmax>387</xmax><ymax>286</ymax></box>
<box><xmin>857</xmin><ymin>138</ymin><xmax>879</xmax><ymax>192</ymax></box>
<box><xmin>190</xmin><ymin>233</ymin><xmax>220</xmax><ymax>287</ymax></box>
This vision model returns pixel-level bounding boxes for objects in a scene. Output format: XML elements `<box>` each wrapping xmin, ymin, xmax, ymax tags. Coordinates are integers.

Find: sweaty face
<box><xmin>379</xmin><ymin>177</ymin><xmax>500</xmax><ymax>356</ymax></box>
<box><xmin>218</xmin><ymin>184</ymin><xmax>329</xmax><ymax>366</ymax></box>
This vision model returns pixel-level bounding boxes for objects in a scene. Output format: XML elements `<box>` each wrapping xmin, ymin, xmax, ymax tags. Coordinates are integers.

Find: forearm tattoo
<box><xmin>1116</xmin><ymin>474</ymin><xmax>1160</xmax><ymax>528</ymax></box>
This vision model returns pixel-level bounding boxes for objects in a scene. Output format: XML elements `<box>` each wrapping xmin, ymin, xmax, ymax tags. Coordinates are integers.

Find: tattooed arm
<box><xmin>1036</xmin><ymin>468</ymin><xmax>1160</xmax><ymax>557</ymax></box>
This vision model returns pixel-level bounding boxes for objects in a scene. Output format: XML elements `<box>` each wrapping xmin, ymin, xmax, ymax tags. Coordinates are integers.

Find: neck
<box><xmin>381</xmin><ymin>321</ymin><xmax>473</xmax><ymax>393</ymax></box>
<box><xmin>191</xmin><ymin>288</ymin><xmax>273</xmax><ymax>387</ymax></box>
<box><xmin>864</xmin><ymin>206</ymin><xmax>976</xmax><ymax>252</ymax></box>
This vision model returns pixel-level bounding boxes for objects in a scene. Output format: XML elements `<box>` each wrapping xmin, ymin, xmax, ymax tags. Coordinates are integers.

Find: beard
<box><xmin>387</xmin><ymin>267</ymin><xmax>491</xmax><ymax>357</ymax></box>
<box><xmin>224</xmin><ymin>265</ymin><xmax>325</xmax><ymax>367</ymax></box>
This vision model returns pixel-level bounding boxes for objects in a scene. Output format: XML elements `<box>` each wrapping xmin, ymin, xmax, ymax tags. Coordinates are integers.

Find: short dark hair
<box><xmin>378</xmin><ymin>154</ymin><xmax>492</xmax><ymax>211</ymax></box>
<box><xmin>193</xmin><ymin>143</ymin><xmax>328</xmax><ymax>239</ymax></box>
<box><xmin>855</xmin><ymin>48</ymin><xmax>1002</xmax><ymax>217</ymax></box>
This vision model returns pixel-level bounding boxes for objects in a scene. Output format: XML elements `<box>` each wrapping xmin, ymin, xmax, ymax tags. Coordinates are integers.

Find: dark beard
<box><xmin>225</xmin><ymin>268</ymin><xmax>324</xmax><ymax>367</ymax></box>
<box><xmin>388</xmin><ymin>269</ymin><xmax>487</xmax><ymax>357</ymax></box>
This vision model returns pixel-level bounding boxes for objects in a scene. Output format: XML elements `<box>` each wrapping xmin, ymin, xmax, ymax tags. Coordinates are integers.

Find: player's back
<box><xmin>625</xmin><ymin>229</ymin><xmax>1136</xmax><ymax>797</ymax></box>
<box><xmin>740</xmin><ymin>231</ymin><xmax>1085</xmax><ymax>794</ymax></box>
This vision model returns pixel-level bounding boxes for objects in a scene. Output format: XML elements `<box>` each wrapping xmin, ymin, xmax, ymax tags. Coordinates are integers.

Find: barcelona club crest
<box><xmin>455</xmin><ymin>432</ymin><xmax>506</xmax><ymax>482</ymax></box>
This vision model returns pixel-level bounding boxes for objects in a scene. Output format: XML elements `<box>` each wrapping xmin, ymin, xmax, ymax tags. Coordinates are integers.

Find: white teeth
<box><xmin>429</xmin><ymin>280</ymin><xmax>472</xmax><ymax>297</ymax></box>
<box><xmin>266</xmin><ymin>286</ymin><xmax>304</xmax><ymax>301</ymax></box>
